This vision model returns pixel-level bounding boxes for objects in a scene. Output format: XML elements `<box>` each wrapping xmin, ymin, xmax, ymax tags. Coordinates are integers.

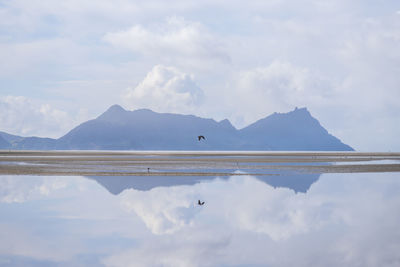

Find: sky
<box><xmin>0</xmin><ymin>0</ymin><xmax>399</xmax><ymax>151</ymax></box>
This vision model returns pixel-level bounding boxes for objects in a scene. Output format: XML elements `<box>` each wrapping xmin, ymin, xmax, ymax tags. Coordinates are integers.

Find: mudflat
<box><xmin>1</xmin><ymin>150</ymin><xmax>400</xmax><ymax>176</ymax></box>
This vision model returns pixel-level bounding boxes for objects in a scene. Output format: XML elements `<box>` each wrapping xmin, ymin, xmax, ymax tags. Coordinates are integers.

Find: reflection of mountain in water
<box><xmin>87</xmin><ymin>170</ymin><xmax>320</xmax><ymax>195</ymax></box>
<box><xmin>256</xmin><ymin>172</ymin><xmax>320</xmax><ymax>193</ymax></box>
<box><xmin>87</xmin><ymin>175</ymin><xmax>221</xmax><ymax>195</ymax></box>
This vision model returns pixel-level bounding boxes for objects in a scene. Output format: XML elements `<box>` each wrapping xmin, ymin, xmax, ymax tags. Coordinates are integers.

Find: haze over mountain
<box><xmin>0</xmin><ymin>105</ymin><xmax>353</xmax><ymax>151</ymax></box>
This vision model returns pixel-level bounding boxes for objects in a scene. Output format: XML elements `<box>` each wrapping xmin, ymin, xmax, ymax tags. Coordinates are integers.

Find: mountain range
<box><xmin>0</xmin><ymin>105</ymin><xmax>353</xmax><ymax>151</ymax></box>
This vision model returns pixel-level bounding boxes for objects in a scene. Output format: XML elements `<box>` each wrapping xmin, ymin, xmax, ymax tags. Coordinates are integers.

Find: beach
<box><xmin>1</xmin><ymin>150</ymin><xmax>399</xmax><ymax>176</ymax></box>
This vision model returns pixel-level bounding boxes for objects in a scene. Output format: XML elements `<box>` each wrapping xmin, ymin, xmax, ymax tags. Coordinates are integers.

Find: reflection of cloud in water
<box><xmin>116</xmin><ymin>175</ymin><xmax>324</xmax><ymax>238</ymax></box>
<box><xmin>104</xmin><ymin>173</ymin><xmax>400</xmax><ymax>267</ymax></box>
<box><xmin>0</xmin><ymin>175</ymin><xmax>140</xmax><ymax>264</ymax></box>
<box><xmin>0</xmin><ymin>176</ymin><xmax>67</xmax><ymax>203</ymax></box>
<box><xmin>87</xmin><ymin>172</ymin><xmax>320</xmax><ymax>235</ymax></box>
<box><xmin>103</xmin><ymin>228</ymin><xmax>232</xmax><ymax>267</ymax></box>
<box><xmin>0</xmin><ymin>173</ymin><xmax>399</xmax><ymax>266</ymax></box>
<box><xmin>120</xmin><ymin>185</ymin><xmax>202</xmax><ymax>234</ymax></box>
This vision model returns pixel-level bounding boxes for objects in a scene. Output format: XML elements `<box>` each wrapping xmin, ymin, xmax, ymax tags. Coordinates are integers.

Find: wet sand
<box><xmin>1</xmin><ymin>150</ymin><xmax>400</xmax><ymax>176</ymax></box>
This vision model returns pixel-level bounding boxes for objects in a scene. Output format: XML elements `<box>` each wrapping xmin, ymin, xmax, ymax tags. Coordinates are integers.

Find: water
<box><xmin>1</xmin><ymin>171</ymin><xmax>400</xmax><ymax>266</ymax></box>
<box><xmin>333</xmin><ymin>159</ymin><xmax>400</xmax><ymax>165</ymax></box>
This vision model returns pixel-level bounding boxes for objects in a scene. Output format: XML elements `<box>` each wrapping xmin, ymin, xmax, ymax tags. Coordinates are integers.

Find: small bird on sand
<box><xmin>198</xmin><ymin>135</ymin><xmax>205</xmax><ymax>141</ymax></box>
<box><xmin>198</xmin><ymin>200</ymin><xmax>205</xmax><ymax>205</ymax></box>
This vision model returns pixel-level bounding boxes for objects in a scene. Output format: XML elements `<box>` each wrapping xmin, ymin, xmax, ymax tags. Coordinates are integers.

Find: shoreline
<box><xmin>1</xmin><ymin>151</ymin><xmax>399</xmax><ymax>176</ymax></box>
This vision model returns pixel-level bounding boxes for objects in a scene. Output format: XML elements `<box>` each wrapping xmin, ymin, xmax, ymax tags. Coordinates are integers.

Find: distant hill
<box><xmin>0</xmin><ymin>131</ymin><xmax>24</xmax><ymax>143</ymax></box>
<box><xmin>0</xmin><ymin>135</ymin><xmax>10</xmax><ymax>149</ymax></box>
<box><xmin>239</xmin><ymin>107</ymin><xmax>353</xmax><ymax>151</ymax></box>
<box><xmin>0</xmin><ymin>131</ymin><xmax>56</xmax><ymax>150</ymax></box>
<box><xmin>56</xmin><ymin>105</ymin><xmax>238</xmax><ymax>150</ymax></box>
<box><xmin>14</xmin><ymin>137</ymin><xmax>57</xmax><ymax>150</ymax></box>
<box><xmin>0</xmin><ymin>105</ymin><xmax>353</xmax><ymax>151</ymax></box>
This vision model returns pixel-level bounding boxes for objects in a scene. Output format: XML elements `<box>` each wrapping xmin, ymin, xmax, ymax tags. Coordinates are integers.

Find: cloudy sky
<box><xmin>1</xmin><ymin>0</ymin><xmax>399</xmax><ymax>151</ymax></box>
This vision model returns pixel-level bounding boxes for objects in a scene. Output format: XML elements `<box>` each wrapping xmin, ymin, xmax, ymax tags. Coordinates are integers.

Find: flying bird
<box><xmin>198</xmin><ymin>135</ymin><xmax>205</xmax><ymax>141</ymax></box>
<box><xmin>198</xmin><ymin>200</ymin><xmax>205</xmax><ymax>206</ymax></box>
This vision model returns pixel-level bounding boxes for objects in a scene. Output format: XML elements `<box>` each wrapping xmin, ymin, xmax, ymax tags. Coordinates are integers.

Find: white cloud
<box><xmin>226</xmin><ymin>61</ymin><xmax>331</xmax><ymax>127</ymax></box>
<box><xmin>123</xmin><ymin>65</ymin><xmax>205</xmax><ymax>114</ymax></box>
<box><xmin>322</xmin><ymin>16</ymin><xmax>400</xmax><ymax>150</ymax></box>
<box><xmin>103</xmin><ymin>17</ymin><xmax>230</xmax><ymax>66</ymax></box>
<box><xmin>0</xmin><ymin>95</ymin><xmax>79</xmax><ymax>138</ymax></box>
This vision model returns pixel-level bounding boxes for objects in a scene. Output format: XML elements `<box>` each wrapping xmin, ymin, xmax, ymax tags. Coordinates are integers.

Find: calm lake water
<box><xmin>1</xmin><ymin>171</ymin><xmax>400</xmax><ymax>266</ymax></box>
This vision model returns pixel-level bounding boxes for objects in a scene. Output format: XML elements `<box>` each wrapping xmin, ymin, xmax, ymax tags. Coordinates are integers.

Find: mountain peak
<box><xmin>286</xmin><ymin>107</ymin><xmax>312</xmax><ymax>119</ymax></box>
<box><xmin>97</xmin><ymin>104</ymin><xmax>128</xmax><ymax>122</ymax></box>
<box><xmin>291</xmin><ymin>106</ymin><xmax>310</xmax><ymax>114</ymax></box>
<box><xmin>272</xmin><ymin>107</ymin><xmax>310</xmax><ymax>116</ymax></box>
<box><xmin>218</xmin><ymin>119</ymin><xmax>236</xmax><ymax>130</ymax></box>
<box><xmin>107</xmin><ymin>104</ymin><xmax>126</xmax><ymax>113</ymax></box>
<box><xmin>293</xmin><ymin>106</ymin><xmax>308</xmax><ymax>112</ymax></box>
<box><xmin>266</xmin><ymin>107</ymin><xmax>313</xmax><ymax>124</ymax></box>
<box><xmin>240</xmin><ymin>107</ymin><xmax>353</xmax><ymax>151</ymax></box>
